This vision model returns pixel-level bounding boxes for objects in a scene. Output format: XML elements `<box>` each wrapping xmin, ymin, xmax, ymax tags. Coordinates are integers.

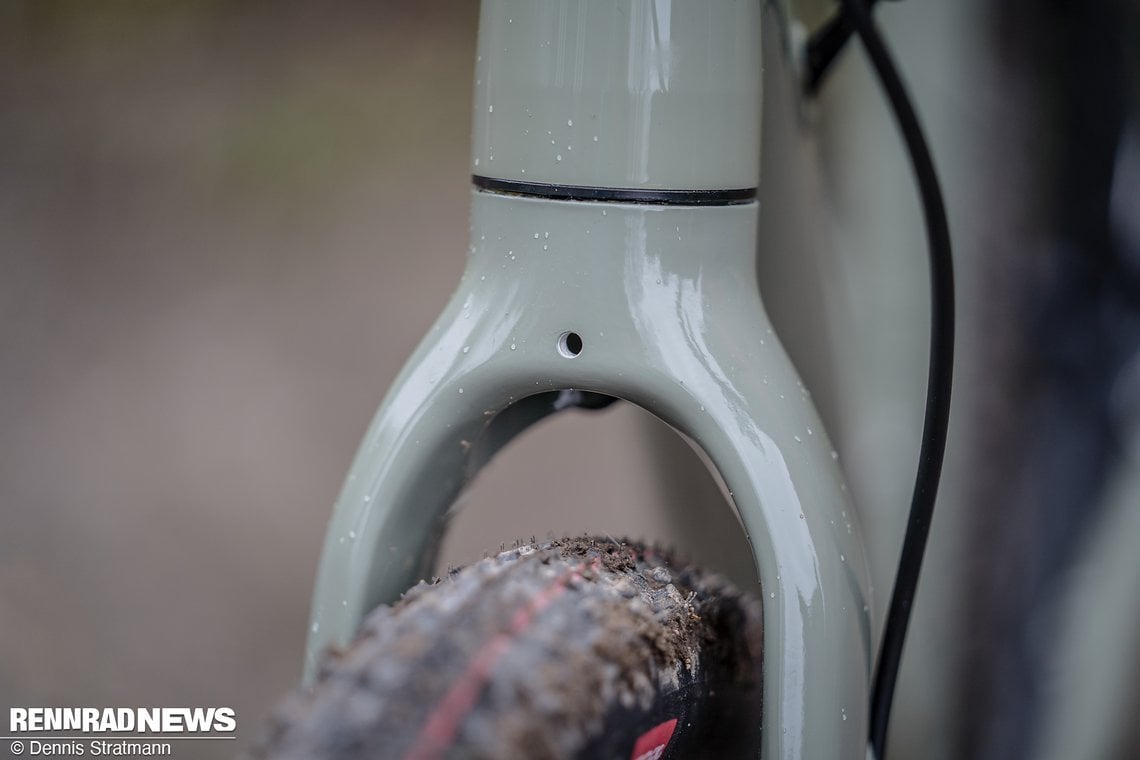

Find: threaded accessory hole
<box><xmin>558</xmin><ymin>331</ymin><xmax>583</xmax><ymax>358</ymax></box>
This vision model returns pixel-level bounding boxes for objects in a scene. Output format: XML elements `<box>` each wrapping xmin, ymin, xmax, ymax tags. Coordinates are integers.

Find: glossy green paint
<box><xmin>306</xmin><ymin>2</ymin><xmax>871</xmax><ymax>757</ymax></box>
<box><xmin>306</xmin><ymin>194</ymin><xmax>872</xmax><ymax>758</ymax></box>
<box><xmin>471</xmin><ymin>0</ymin><xmax>763</xmax><ymax>190</ymax></box>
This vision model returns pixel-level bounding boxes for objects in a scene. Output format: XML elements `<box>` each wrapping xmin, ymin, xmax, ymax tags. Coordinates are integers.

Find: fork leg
<box><xmin>306</xmin><ymin>191</ymin><xmax>871</xmax><ymax>758</ymax></box>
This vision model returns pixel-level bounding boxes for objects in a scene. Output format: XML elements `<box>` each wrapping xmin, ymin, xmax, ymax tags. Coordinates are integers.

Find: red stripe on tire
<box><xmin>631</xmin><ymin>718</ymin><xmax>678</xmax><ymax>760</ymax></box>
<box><xmin>402</xmin><ymin>560</ymin><xmax>594</xmax><ymax>760</ymax></box>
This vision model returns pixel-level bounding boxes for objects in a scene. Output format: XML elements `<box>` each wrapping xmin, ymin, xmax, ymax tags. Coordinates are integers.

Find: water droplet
<box><xmin>510</xmin><ymin>343</ymin><xmax>517</xmax><ymax>350</ymax></box>
<box><xmin>840</xmin><ymin>554</ymin><xmax>846</xmax><ymax>562</ymax></box>
<box><xmin>474</xmin><ymin>158</ymin><xmax>480</xmax><ymax>166</ymax></box>
<box><xmin>556</xmin><ymin>154</ymin><xmax>562</xmax><ymax>162</ymax></box>
<box><xmin>462</xmin><ymin>345</ymin><xmax>470</xmax><ymax>354</ymax></box>
<box><xmin>794</xmin><ymin>435</ymin><xmax>802</xmax><ymax>443</ymax></box>
<box><xmin>349</xmin><ymin>530</ymin><xmax>357</xmax><ymax>539</ymax></box>
<box><xmin>770</xmin><ymin>592</ymin><xmax>776</xmax><ymax>599</ymax></box>
<box><xmin>458</xmin><ymin>388</ymin><xmax>464</xmax><ymax>394</ymax></box>
<box><xmin>534</xmin><ymin>232</ymin><xmax>540</xmax><ymax>239</ymax></box>
<box><xmin>602</xmin><ymin>209</ymin><xmax>607</xmax><ymax>216</ymax></box>
<box><xmin>311</xmin><ymin>622</ymin><xmax>319</xmax><ymax>633</ymax></box>
<box><xmin>831</xmin><ymin>450</ymin><xmax>839</xmax><ymax>460</ymax></box>
<box><xmin>544</xmin><ymin>232</ymin><xmax>549</xmax><ymax>238</ymax></box>
<box><xmin>488</xmin><ymin>104</ymin><xmax>493</xmax><ymax>113</ymax></box>
<box><xmin>592</xmin><ymin>135</ymin><xmax>599</xmax><ymax>142</ymax></box>
<box><xmin>542</xmin><ymin>244</ymin><xmax>548</xmax><ymax>251</ymax></box>
<box><xmin>567</xmin><ymin>119</ymin><xmax>573</xmax><ymax>127</ymax></box>
<box><xmin>363</xmin><ymin>495</ymin><xmax>371</xmax><ymax>502</ymax></box>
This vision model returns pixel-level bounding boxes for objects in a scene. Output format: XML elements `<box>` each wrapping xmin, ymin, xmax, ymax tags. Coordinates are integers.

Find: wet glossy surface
<box><xmin>471</xmin><ymin>0</ymin><xmax>762</xmax><ymax>189</ymax></box>
<box><xmin>307</xmin><ymin>191</ymin><xmax>872</xmax><ymax>758</ymax></box>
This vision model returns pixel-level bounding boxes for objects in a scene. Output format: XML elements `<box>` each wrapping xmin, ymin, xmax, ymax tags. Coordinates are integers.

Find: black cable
<box><xmin>804</xmin><ymin>0</ymin><xmax>890</xmax><ymax>93</ymax></box>
<box><xmin>804</xmin><ymin>5</ymin><xmax>859</xmax><ymax>94</ymax></box>
<box><xmin>820</xmin><ymin>1</ymin><xmax>956</xmax><ymax>757</ymax></box>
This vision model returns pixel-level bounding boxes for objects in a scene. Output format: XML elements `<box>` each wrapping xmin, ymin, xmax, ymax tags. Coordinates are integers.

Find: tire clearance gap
<box><xmin>472</xmin><ymin>176</ymin><xmax>757</xmax><ymax>206</ymax></box>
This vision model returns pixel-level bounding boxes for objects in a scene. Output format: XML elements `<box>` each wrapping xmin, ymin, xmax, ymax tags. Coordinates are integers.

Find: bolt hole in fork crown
<box><xmin>305</xmin><ymin>2</ymin><xmax>873</xmax><ymax>758</ymax></box>
<box><xmin>557</xmin><ymin>331</ymin><xmax>583</xmax><ymax>358</ymax></box>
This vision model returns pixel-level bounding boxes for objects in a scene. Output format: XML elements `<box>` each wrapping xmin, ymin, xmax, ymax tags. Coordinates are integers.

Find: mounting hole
<box><xmin>558</xmin><ymin>331</ymin><xmax>583</xmax><ymax>358</ymax></box>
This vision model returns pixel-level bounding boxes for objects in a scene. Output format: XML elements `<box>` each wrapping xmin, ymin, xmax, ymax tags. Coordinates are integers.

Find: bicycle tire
<box><xmin>253</xmin><ymin>537</ymin><xmax>763</xmax><ymax>760</ymax></box>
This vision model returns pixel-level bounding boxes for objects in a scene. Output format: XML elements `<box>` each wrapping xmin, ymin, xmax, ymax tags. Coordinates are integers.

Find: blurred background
<box><xmin>1</xmin><ymin>1</ymin><xmax>1138</xmax><ymax>759</ymax></box>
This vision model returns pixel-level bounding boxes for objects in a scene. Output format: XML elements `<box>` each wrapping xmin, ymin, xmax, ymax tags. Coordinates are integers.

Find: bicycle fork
<box><xmin>306</xmin><ymin>2</ymin><xmax>872</xmax><ymax>757</ymax></box>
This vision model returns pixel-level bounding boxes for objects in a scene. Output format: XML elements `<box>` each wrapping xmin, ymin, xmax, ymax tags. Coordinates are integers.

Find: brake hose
<box><xmin>805</xmin><ymin>2</ymin><xmax>956</xmax><ymax>758</ymax></box>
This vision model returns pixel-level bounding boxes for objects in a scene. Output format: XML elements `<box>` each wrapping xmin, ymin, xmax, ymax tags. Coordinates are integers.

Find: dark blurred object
<box><xmin>958</xmin><ymin>0</ymin><xmax>1140</xmax><ymax>758</ymax></box>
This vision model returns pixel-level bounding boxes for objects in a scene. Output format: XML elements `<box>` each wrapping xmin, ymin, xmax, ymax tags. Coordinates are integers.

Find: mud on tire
<box><xmin>252</xmin><ymin>537</ymin><xmax>763</xmax><ymax>760</ymax></box>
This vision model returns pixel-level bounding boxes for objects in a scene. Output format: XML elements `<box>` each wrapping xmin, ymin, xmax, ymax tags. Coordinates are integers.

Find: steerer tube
<box><xmin>471</xmin><ymin>0</ymin><xmax>762</xmax><ymax>192</ymax></box>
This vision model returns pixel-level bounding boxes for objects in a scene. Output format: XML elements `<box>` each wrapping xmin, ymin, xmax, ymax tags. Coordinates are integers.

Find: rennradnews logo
<box><xmin>10</xmin><ymin>707</ymin><xmax>236</xmax><ymax>734</ymax></box>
